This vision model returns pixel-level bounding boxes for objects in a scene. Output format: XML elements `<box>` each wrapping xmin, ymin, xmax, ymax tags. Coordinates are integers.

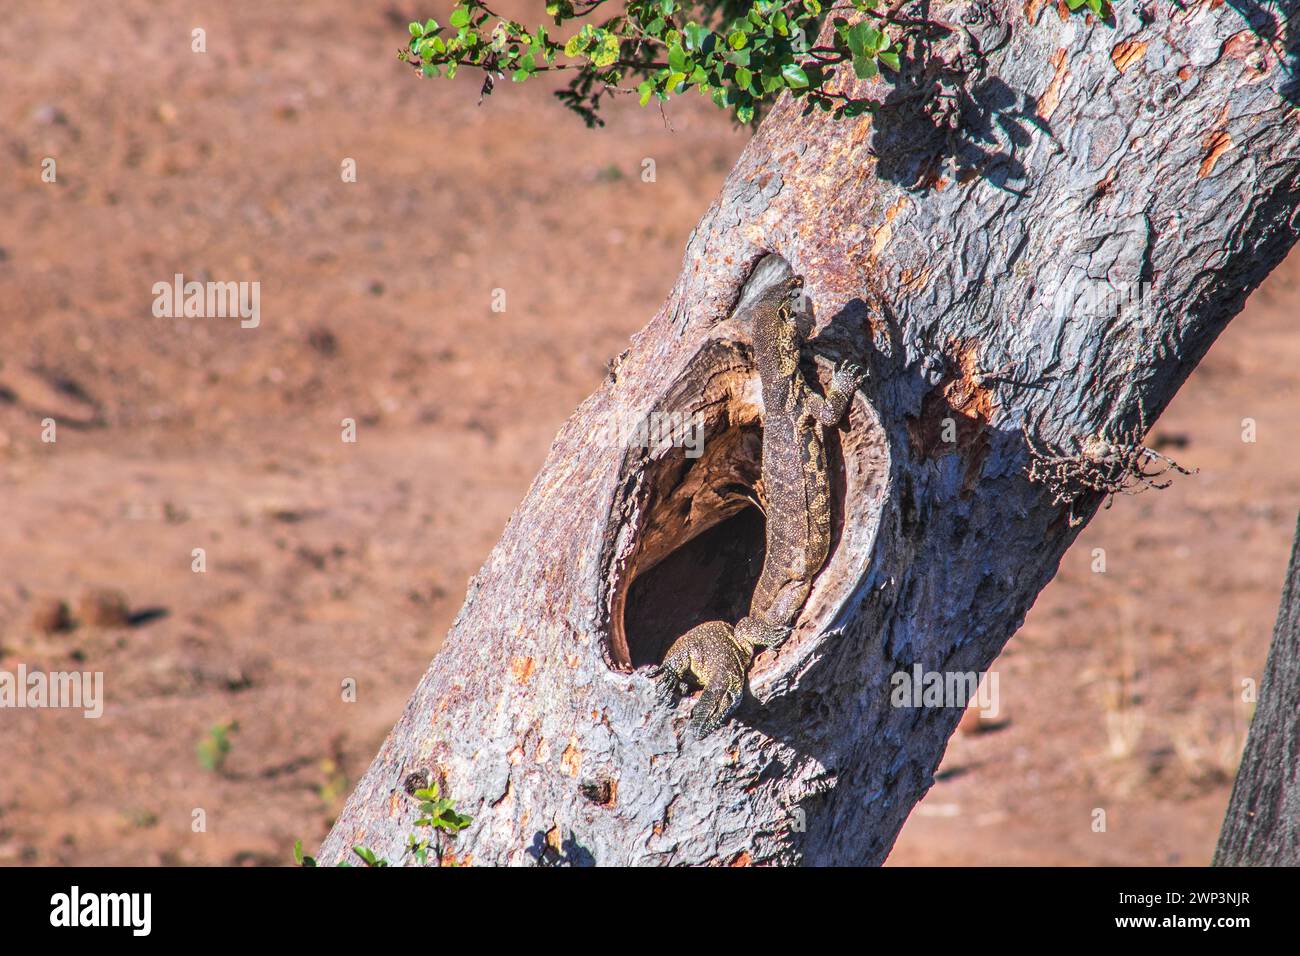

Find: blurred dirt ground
<box><xmin>0</xmin><ymin>1</ymin><xmax>1295</xmax><ymax>866</ymax></box>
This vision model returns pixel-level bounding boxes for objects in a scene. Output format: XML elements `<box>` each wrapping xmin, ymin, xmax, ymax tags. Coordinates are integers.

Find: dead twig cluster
<box><xmin>1024</xmin><ymin>401</ymin><xmax>1197</xmax><ymax>526</ymax></box>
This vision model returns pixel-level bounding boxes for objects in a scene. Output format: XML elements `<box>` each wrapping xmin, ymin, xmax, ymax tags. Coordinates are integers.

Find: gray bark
<box><xmin>321</xmin><ymin>0</ymin><xmax>1300</xmax><ymax>865</ymax></box>
<box><xmin>1215</xmin><ymin>510</ymin><xmax>1300</xmax><ymax>866</ymax></box>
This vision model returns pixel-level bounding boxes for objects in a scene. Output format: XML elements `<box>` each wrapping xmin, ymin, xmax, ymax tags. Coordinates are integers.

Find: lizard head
<box><xmin>752</xmin><ymin>274</ymin><xmax>806</xmax><ymax>375</ymax></box>
<box><xmin>777</xmin><ymin>274</ymin><xmax>804</xmax><ymax>312</ymax></box>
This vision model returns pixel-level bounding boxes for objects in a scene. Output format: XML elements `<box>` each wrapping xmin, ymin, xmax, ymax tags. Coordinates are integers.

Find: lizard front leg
<box><xmin>804</xmin><ymin>362</ymin><xmax>865</xmax><ymax>427</ymax></box>
<box><xmin>655</xmin><ymin>642</ymin><xmax>692</xmax><ymax>704</ymax></box>
<box><xmin>655</xmin><ymin>620</ymin><xmax>730</xmax><ymax>706</ymax></box>
<box><xmin>656</xmin><ymin>621</ymin><xmax>753</xmax><ymax>738</ymax></box>
<box><xmin>690</xmin><ymin>677</ymin><xmax>744</xmax><ymax>739</ymax></box>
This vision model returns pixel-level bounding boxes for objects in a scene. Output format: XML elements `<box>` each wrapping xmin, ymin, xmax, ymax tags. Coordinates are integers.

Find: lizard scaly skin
<box><xmin>746</xmin><ymin>271</ymin><xmax>864</xmax><ymax>642</ymax></box>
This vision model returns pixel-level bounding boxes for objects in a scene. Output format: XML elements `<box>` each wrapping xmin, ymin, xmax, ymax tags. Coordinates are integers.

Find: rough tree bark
<box><xmin>1215</xmin><ymin>510</ymin><xmax>1300</xmax><ymax>866</ymax></box>
<box><xmin>321</xmin><ymin>0</ymin><xmax>1300</xmax><ymax>865</ymax></box>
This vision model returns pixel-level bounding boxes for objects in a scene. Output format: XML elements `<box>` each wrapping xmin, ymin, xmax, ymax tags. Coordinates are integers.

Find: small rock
<box><xmin>78</xmin><ymin>589</ymin><xmax>130</xmax><ymax>628</ymax></box>
<box><xmin>32</xmin><ymin>597</ymin><xmax>71</xmax><ymax>634</ymax></box>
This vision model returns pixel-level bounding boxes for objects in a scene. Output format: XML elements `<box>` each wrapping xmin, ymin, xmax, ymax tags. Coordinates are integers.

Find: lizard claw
<box><xmin>654</xmin><ymin>667</ymin><xmax>682</xmax><ymax>705</ymax></box>
<box><xmin>833</xmin><ymin>361</ymin><xmax>866</xmax><ymax>393</ymax></box>
<box><xmin>690</xmin><ymin>685</ymin><xmax>742</xmax><ymax>739</ymax></box>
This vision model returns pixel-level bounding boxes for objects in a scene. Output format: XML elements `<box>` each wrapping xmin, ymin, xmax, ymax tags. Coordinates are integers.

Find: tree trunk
<box><xmin>1215</xmin><ymin>510</ymin><xmax>1300</xmax><ymax>866</ymax></box>
<box><xmin>320</xmin><ymin>1</ymin><xmax>1300</xmax><ymax>865</ymax></box>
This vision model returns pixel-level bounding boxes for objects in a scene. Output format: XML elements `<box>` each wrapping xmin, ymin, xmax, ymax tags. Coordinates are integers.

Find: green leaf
<box><xmin>878</xmin><ymin>49</ymin><xmax>900</xmax><ymax>71</ymax></box>
<box><xmin>844</xmin><ymin>22</ymin><xmax>884</xmax><ymax>57</ymax></box>
<box><xmin>592</xmin><ymin>33</ymin><xmax>620</xmax><ymax>67</ymax></box>
<box><xmin>638</xmin><ymin>79</ymin><xmax>655</xmax><ymax>105</ymax></box>
<box><xmin>668</xmin><ymin>44</ymin><xmax>688</xmax><ymax>73</ymax></box>
<box><xmin>449</xmin><ymin>7</ymin><xmax>471</xmax><ymax>28</ymax></box>
<box><xmin>852</xmin><ymin>54</ymin><xmax>878</xmax><ymax>79</ymax></box>
<box><xmin>563</xmin><ymin>34</ymin><xmax>584</xmax><ymax>57</ymax></box>
<box><xmin>735</xmin><ymin>67</ymin><xmax>753</xmax><ymax>90</ymax></box>
<box><xmin>728</xmin><ymin>31</ymin><xmax>748</xmax><ymax>51</ymax></box>
<box><xmin>353</xmin><ymin>845</ymin><xmax>379</xmax><ymax>866</ymax></box>
<box><xmin>409</xmin><ymin>21</ymin><xmax>424</xmax><ymax>37</ymax></box>
<box><xmin>736</xmin><ymin>102</ymin><xmax>755</xmax><ymax>124</ymax></box>
<box><xmin>293</xmin><ymin>840</ymin><xmax>304</xmax><ymax>865</ymax></box>
<box><xmin>666</xmin><ymin>71</ymin><xmax>687</xmax><ymax>90</ymax></box>
<box><xmin>424</xmin><ymin>18</ymin><xmax>439</xmax><ymax>33</ymax></box>
<box><xmin>781</xmin><ymin>63</ymin><xmax>810</xmax><ymax>88</ymax></box>
<box><xmin>683</xmin><ymin>21</ymin><xmax>710</xmax><ymax>51</ymax></box>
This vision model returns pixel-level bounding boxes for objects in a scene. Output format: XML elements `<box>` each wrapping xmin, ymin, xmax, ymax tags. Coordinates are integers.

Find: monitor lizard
<box><xmin>654</xmin><ymin>260</ymin><xmax>864</xmax><ymax>737</ymax></box>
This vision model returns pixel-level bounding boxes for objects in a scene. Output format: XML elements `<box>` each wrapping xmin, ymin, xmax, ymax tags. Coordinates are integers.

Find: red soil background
<box><xmin>0</xmin><ymin>1</ymin><xmax>1295</xmax><ymax>865</ymax></box>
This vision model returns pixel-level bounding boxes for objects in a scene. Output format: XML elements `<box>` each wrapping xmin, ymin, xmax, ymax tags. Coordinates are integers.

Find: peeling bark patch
<box><xmin>1221</xmin><ymin>31</ymin><xmax>1270</xmax><ymax>82</ymax></box>
<box><xmin>729</xmin><ymin>850</ymin><xmax>752</xmax><ymax>866</ymax></box>
<box><xmin>1090</xmin><ymin>167</ymin><xmax>1118</xmax><ymax>204</ymax></box>
<box><xmin>906</xmin><ymin>341</ymin><xmax>996</xmax><ymax>490</ymax></box>
<box><xmin>561</xmin><ymin>738</ymin><xmax>581</xmax><ymax>776</ymax></box>
<box><xmin>900</xmin><ymin>266</ymin><xmax>933</xmax><ymax>292</ymax></box>
<box><xmin>1110</xmin><ymin>40</ymin><xmax>1147</xmax><ymax>74</ymax></box>
<box><xmin>1024</xmin><ymin>0</ymin><xmax>1049</xmax><ymax>24</ymax></box>
<box><xmin>510</xmin><ymin>656</ymin><xmax>536</xmax><ymax>684</ymax></box>
<box><xmin>867</xmin><ymin>197</ymin><xmax>908</xmax><ymax>264</ymax></box>
<box><xmin>1199</xmin><ymin>130</ymin><xmax>1233</xmax><ymax>178</ymax></box>
<box><xmin>1037</xmin><ymin>49</ymin><xmax>1070</xmax><ymax>121</ymax></box>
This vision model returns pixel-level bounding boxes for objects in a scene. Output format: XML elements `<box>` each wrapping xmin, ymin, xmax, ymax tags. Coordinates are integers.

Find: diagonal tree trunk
<box><xmin>1215</xmin><ymin>510</ymin><xmax>1300</xmax><ymax>866</ymax></box>
<box><xmin>320</xmin><ymin>0</ymin><xmax>1300</xmax><ymax>865</ymax></box>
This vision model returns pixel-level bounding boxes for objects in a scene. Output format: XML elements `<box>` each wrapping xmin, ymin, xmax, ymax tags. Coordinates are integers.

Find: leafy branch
<box><xmin>398</xmin><ymin>0</ymin><xmax>903</xmax><ymax>125</ymax></box>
